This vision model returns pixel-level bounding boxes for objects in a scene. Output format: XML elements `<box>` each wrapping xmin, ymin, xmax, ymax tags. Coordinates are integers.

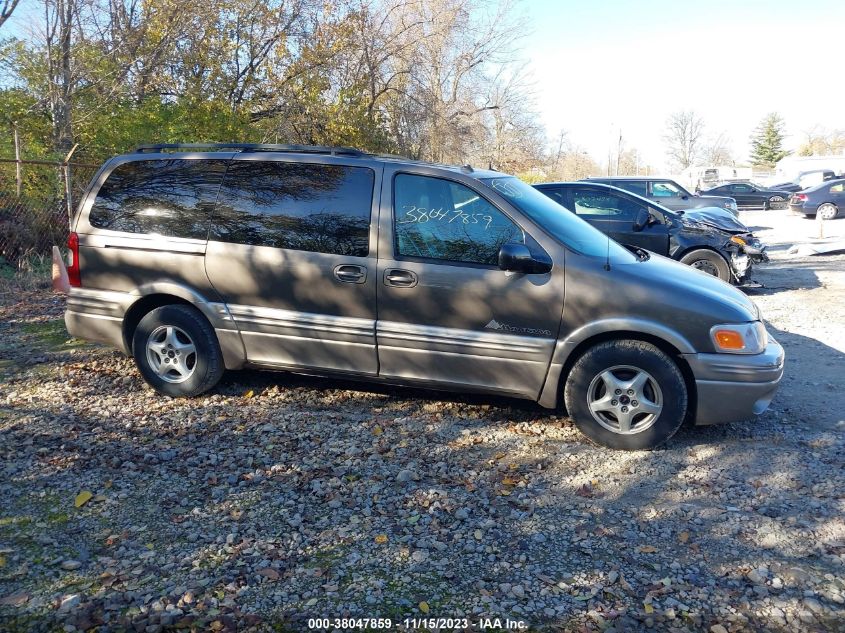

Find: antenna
<box><xmin>604</xmin><ymin>235</ymin><xmax>611</xmax><ymax>271</ymax></box>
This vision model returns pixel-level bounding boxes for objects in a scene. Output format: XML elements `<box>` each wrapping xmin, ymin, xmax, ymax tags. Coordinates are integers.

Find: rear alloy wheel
<box><xmin>817</xmin><ymin>203</ymin><xmax>839</xmax><ymax>220</ymax></box>
<box><xmin>766</xmin><ymin>195</ymin><xmax>785</xmax><ymax>210</ymax></box>
<box><xmin>133</xmin><ymin>305</ymin><xmax>224</xmax><ymax>397</ymax></box>
<box><xmin>679</xmin><ymin>249</ymin><xmax>731</xmax><ymax>283</ymax></box>
<box><xmin>564</xmin><ymin>340</ymin><xmax>688</xmax><ymax>450</ymax></box>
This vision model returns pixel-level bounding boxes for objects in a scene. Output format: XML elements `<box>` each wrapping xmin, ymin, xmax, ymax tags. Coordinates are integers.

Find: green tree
<box><xmin>749</xmin><ymin>113</ymin><xmax>789</xmax><ymax>168</ymax></box>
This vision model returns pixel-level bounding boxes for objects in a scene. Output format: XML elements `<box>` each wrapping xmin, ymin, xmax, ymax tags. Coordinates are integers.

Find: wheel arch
<box><xmin>675</xmin><ymin>245</ymin><xmax>730</xmax><ymax>265</ymax></box>
<box><xmin>122</xmin><ymin>294</ymin><xmax>194</xmax><ymax>353</ymax></box>
<box><xmin>540</xmin><ymin>327</ymin><xmax>697</xmax><ymax>425</ymax></box>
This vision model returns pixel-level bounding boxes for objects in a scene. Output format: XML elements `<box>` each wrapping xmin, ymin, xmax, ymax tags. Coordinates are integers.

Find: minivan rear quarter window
<box><xmin>88</xmin><ymin>159</ymin><xmax>228</xmax><ymax>239</ymax></box>
<box><xmin>211</xmin><ymin>161</ymin><xmax>374</xmax><ymax>257</ymax></box>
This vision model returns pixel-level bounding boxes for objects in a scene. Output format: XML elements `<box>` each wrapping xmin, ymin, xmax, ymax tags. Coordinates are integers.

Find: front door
<box><xmin>375</xmin><ymin>168</ymin><xmax>564</xmax><ymax>399</ymax></box>
<box><xmin>568</xmin><ymin>186</ymin><xmax>670</xmax><ymax>255</ymax></box>
<box><xmin>729</xmin><ymin>183</ymin><xmax>755</xmax><ymax>206</ymax></box>
<box><xmin>205</xmin><ymin>156</ymin><xmax>380</xmax><ymax>374</ymax></box>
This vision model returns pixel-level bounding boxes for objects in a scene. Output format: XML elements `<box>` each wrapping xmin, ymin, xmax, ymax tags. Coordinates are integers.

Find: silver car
<box><xmin>64</xmin><ymin>144</ymin><xmax>784</xmax><ymax>450</ymax></box>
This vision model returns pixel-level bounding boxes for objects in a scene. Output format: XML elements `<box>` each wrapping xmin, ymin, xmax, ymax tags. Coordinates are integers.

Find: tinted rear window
<box><xmin>88</xmin><ymin>159</ymin><xmax>228</xmax><ymax>238</ymax></box>
<box><xmin>210</xmin><ymin>161</ymin><xmax>374</xmax><ymax>256</ymax></box>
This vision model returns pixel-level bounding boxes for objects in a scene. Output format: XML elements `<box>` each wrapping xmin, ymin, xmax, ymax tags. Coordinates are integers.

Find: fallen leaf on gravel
<box><xmin>576</xmin><ymin>483</ymin><xmax>603</xmax><ymax>498</ymax></box>
<box><xmin>502</xmin><ymin>477</ymin><xmax>517</xmax><ymax>486</ymax></box>
<box><xmin>0</xmin><ymin>592</ymin><xmax>29</xmax><ymax>606</ymax></box>
<box><xmin>498</xmin><ymin>489</ymin><xmax>512</xmax><ymax>496</ymax></box>
<box><xmin>209</xmin><ymin>621</ymin><xmax>224</xmax><ymax>632</ymax></box>
<box><xmin>0</xmin><ymin>555</ymin><xmax>5</xmax><ymax>567</ymax></box>
<box><xmin>493</xmin><ymin>451</ymin><xmax>506</xmax><ymax>460</ymax></box>
<box><xmin>257</xmin><ymin>568</ymin><xmax>280</xmax><ymax>580</ymax></box>
<box><xmin>644</xmin><ymin>602</ymin><xmax>654</xmax><ymax>614</ymax></box>
<box><xmin>243</xmin><ymin>389</ymin><xmax>254</xmax><ymax>399</ymax></box>
<box><xmin>74</xmin><ymin>490</ymin><xmax>93</xmax><ymax>507</ymax></box>
<box><xmin>372</xmin><ymin>425</ymin><xmax>383</xmax><ymax>436</ymax></box>
<box><xmin>678</xmin><ymin>531</ymin><xmax>690</xmax><ymax>543</ymax></box>
<box><xmin>419</xmin><ymin>601</ymin><xmax>430</xmax><ymax>613</ymax></box>
<box><xmin>374</xmin><ymin>534</ymin><xmax>388</xmax><ymax>544</ymax></box>
<box><xmin>637</xmin><ymin>546</ymin><xmax>658</xmax><ymax>553</ymax></box>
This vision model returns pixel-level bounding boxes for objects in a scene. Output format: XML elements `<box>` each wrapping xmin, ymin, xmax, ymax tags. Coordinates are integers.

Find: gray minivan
<box><xmin>64</xmin><ymin>144</ymin><xmax>784</xmax><ymax>450</ymax></box>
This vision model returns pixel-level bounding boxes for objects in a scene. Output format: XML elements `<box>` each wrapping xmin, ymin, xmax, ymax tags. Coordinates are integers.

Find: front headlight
<box><xmin>729</xmin><ymin>235</ymin><xmax>747</xmax><ymax>246</ymax></box>
<box><xmin>710</xmin><ymin>321</ymin><xmax>768</xmax><ymax>354</ymax></box>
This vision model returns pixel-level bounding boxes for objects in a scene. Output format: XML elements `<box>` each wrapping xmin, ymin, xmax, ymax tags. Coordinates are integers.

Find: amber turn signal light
<box><xmin>713</xmin><ymin>329</ymin><xmax>745</xmax><ymax>350</ymax></box>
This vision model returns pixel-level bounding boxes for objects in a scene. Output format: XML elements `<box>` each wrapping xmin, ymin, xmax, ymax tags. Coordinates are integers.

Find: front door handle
<box><xmin>334</xmin><ymin>264</ymin><xmax>367</xmax><ymax>284</ymax></box>
<box><xmin>384</xmin><ymin>269</ymin><xmax>418</xmax><ymax>288</ymax></box>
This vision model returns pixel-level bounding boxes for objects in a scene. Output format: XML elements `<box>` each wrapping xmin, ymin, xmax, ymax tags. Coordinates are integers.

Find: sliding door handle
<box><xmin>334</xmin><ymin>264</ymin><xmax>367</xmax><ymax>284</ymax></box>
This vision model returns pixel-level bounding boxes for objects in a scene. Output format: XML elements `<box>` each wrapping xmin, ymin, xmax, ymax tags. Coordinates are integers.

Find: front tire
<box><xmin>817</xmin><ymin>203</ymin><xmax>839</xmax><ymax>220</ymax></box>
<box><xmin>564</xmin><ymin>340</ymin><xmax>688</xmax><ymax>450</ymax></box>
<box><xmin>679</xmin><ymin>249</ymin><xmax>732</xmax><ymax>283</ymax></box>
<box><xmin>132</xmin><ymin>305</ymin><xmax>224</xmax><ymax>397</ymax></box>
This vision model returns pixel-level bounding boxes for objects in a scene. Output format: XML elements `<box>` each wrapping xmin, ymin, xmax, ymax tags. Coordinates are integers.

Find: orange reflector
<box><xmin>714</xmin><ymin>329</ymin><xmax>744</xmax><ymax>350</ymax></box>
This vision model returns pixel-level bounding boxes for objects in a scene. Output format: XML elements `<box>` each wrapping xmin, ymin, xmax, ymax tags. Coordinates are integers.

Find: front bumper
<box><xmin>683</xmin><ymin>338</ymin><xmax>785</xmax><ymax>425</ymax></box>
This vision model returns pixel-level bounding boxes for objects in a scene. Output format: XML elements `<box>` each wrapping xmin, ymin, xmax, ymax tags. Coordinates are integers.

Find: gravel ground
<box><xmin>1</xmin><ymin>209</ymin><xmax>843</xmax><ymax>633</ymax></box>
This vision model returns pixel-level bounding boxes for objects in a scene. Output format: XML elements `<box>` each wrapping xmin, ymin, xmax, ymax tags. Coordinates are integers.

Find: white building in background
<box><xmin>774</xmin><ymin>154</ymin><xmax>845</xmax><ymax>181</ymax></box>
<box><xmin>679</xmin><ymin>165</ymin><xmax>753</xmax><ymax>190</ymax></box>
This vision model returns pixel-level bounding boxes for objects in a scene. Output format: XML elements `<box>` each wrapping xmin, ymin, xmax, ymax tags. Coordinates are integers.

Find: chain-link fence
<box><xmin>0</xmin><ymin>158</ymin><xmax>99</xmax><ymax>269</ymax></box>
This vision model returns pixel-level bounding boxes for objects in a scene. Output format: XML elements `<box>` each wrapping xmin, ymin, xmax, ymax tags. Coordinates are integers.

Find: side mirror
<box><xmin>498</xmin><ymin>243</ymin><xmax>552</xmax><ymax>274</ymax></box>
<box><xmin>632</xmin><ymin>208</ymin><xmax>650</xmax><ymax>232</ymax></box>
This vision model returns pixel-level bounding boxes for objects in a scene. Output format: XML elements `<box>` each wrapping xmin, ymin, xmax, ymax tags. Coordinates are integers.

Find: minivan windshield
<box><xmin>480</xmin><ymin>177</ymin><xmax>636</xmax><ymax>262</ymax></box>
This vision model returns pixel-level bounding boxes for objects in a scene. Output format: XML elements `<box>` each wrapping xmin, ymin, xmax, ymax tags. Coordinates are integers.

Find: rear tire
<box><xmin>564</xmin><ymin>340</ymin><xmax>688</xmax><ymax>450</ymax></box>
<box><xmin>817</xmin><ymin>203</ymin><xmax>839</xmax><ymax>220</ymax></box>
<box><xmin>679</xmin><ymin>249</ymin><xmax>732</xmax><ymax>283</ymax></box>
<box><xmin>132</xmin><ymin>305</ymin><xmax>224</xmax><ymax>397</ymax></box>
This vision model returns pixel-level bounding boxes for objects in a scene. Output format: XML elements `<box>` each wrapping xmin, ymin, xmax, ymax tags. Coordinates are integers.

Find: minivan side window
<box><xmin>393</xmin><ymin>173</ymin><xmax>523</xmax><ymax>265</ymax></box>
<box><xmin>210</xmin><ymin>161</ymin><xmax>374</xmax><ymax>257</ymax></box>
<box><xmin>88</xmin><ymin>159</ymin><xmax>228</xmax><ymax>239</ymax></box>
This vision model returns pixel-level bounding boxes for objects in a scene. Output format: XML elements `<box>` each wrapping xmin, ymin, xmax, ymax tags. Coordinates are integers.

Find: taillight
<box><xmin>793</xmin><ymin>193</ymin><xmax>808</xmax><ymax>203</ymax></box>
<box><xmin>67</xmin><ymin>232</ymin><xmax>81</xmax><ymax>287</ymax></box>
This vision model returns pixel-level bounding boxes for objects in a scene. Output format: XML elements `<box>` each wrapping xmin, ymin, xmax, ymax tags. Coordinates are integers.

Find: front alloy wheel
<box><xmin>564</xmin><ymin>340</ymin><xmax>688</xmax><ymax>450</ymax></box>
<box><xmin>587</xmin><ymin>365</ymin><xmax>663</xmax><ymax>434</ymax></box>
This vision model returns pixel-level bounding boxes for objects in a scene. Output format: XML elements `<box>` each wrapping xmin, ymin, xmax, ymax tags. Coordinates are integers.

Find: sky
<box><xmin>3</xmin><ymin>0</ymin><xmax>843</xmax><ymax>172</ymax></box>
<box><xmin>520</xmin><ymin>0</ymin><xmax>845</xmax><ymax>171</ymax></box>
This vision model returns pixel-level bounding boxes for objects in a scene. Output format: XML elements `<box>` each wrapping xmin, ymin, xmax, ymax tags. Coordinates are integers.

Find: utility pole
<box><xmin>616</xmin><ymin>130</ymin><xmax>622</xmax><ymax>176</ymax></box>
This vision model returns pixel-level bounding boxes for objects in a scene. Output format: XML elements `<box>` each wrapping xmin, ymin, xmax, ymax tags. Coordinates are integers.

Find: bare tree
<box><xmin>44</xmin><ymin>0</ymin><xmax>76</xmax><ymax>151</ymax></box>
<box><xmin>701</xmin><ymin>131</ymin><xmax>733</xmax><ymax>166</ymax></box>
<box><xmin>798</xmin><ymin>125</ymin><xmax>845</xmax><ymax>156</ymax></box>
<box><xmin>0</xmin><ymin>0</ymin><xmax>20</xmax><ymax>30</ymax></box>
<box><xmin>663</xmin><ymin>110</ymin><xmax>704</xmax><ymax>170</ymax></box>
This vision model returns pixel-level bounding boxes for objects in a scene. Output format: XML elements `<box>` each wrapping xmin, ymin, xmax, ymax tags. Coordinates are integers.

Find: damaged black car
<box><xmin>533</xmin><ymin>181</ymin><xmax>767</xmax><ymax>285</ymax></box>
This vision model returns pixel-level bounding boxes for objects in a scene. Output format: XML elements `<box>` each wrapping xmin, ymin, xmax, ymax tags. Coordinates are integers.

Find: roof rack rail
<box><xmin>133</xmin><ymin>143</ymin><xmax>365</xmax><ymax>157</ymax></box>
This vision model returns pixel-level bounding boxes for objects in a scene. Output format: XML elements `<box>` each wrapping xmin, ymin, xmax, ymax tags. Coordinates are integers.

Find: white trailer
<box><xmin>774</xmin><ymin>155</ymin><xmax>845</xmax><ymax>182</ymax></box>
